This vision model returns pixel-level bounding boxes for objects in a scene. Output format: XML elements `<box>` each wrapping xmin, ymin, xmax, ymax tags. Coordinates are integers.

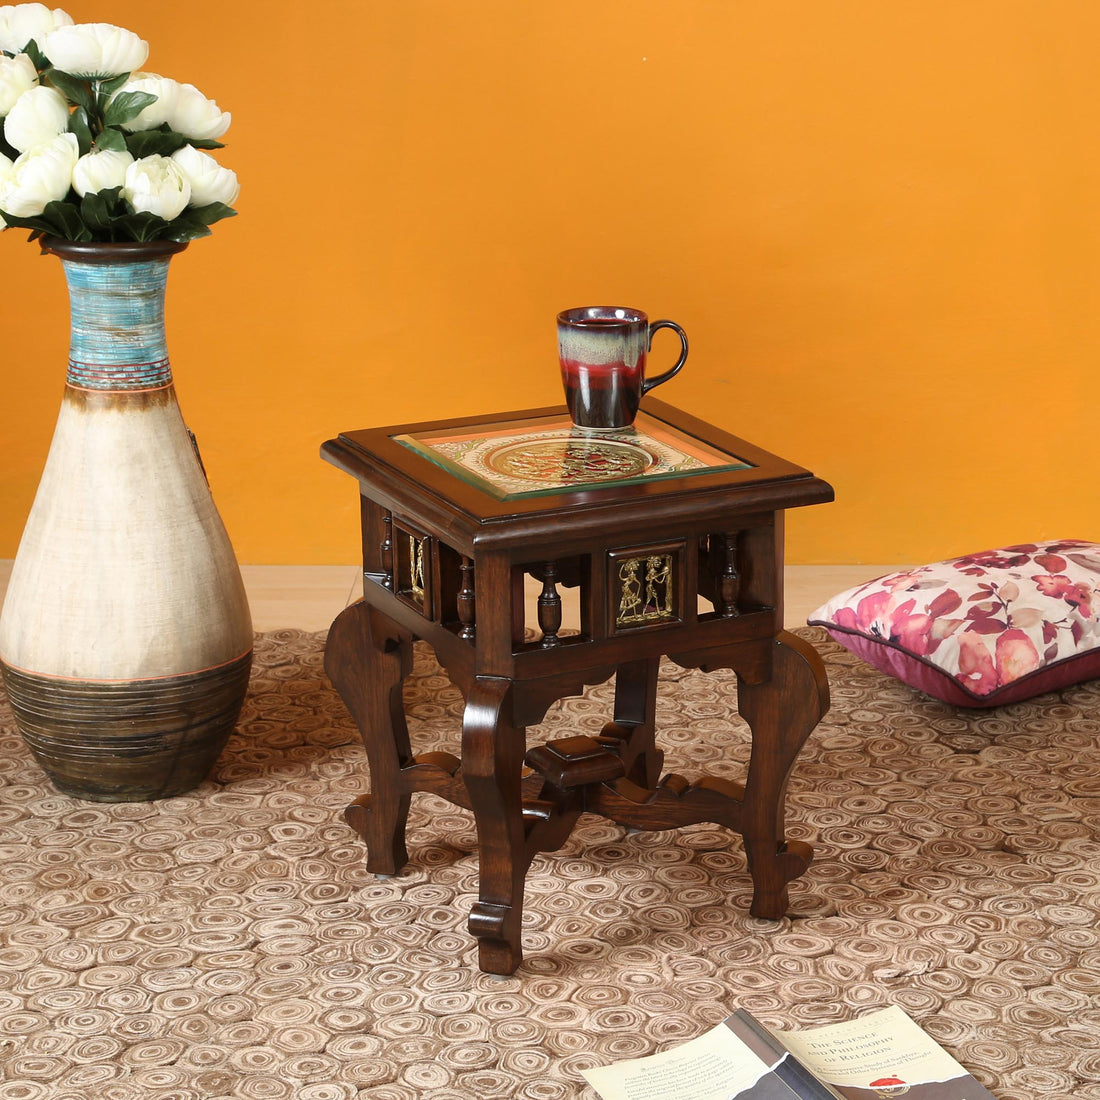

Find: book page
<box><xmin>582</xmin><ymin>1021</ymin><xmax>800</xmax><ymax>1100</ymax></box>
<box><xmin>770</xmin><ymin>1007</ymin><xmax>995</xmax><ymax>1099</ymax></box>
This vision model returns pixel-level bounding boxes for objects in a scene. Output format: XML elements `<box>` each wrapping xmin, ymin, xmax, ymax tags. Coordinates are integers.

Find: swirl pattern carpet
<box><xmin>0</xmin><ymin>626</ymin><xmax>1098</xmax><ymax>1099</ymax></box>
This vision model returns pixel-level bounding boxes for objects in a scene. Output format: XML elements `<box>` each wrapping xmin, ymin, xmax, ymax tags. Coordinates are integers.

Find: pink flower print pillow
<box><xmin>808</xmin><ymin>540</ymin><xmax>1100</xmax><ymax>707</ymax></box>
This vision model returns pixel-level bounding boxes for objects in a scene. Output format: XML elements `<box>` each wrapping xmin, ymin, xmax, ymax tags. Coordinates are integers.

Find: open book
<box><xmin>582</xmin><ymin>1005</ymin><xmax>996</xmax><ymax>1100</ymax></box>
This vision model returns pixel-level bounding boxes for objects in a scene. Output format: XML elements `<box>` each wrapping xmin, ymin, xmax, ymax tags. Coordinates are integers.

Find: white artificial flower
<box><xmin>3</xmin><ymin>83</ymin><xmax>69</xmax><ymax>153</ymax></box>
<box><xmin>0</xmin><ymin>131</ymin><xmax>77</xmax><ymax>216</ymax></box>
<box><xmin>0</xmin><ymin>150</ymin><xmax>11</xmax><ymax>226</ymax></box>
<box><xmin>72</xmin><ymin>147</ymin><xmax>132</xmax><ymax>196</ymax></box>
<box><xmin>108</xmin><ymin>71</ymin><xmax>176</xmax><ymax>130</ymax></box>
<box><xmin>170</xmin><ymin>144</ymin><xmax>238</xmax><ymax>207</ymax></box>
<box><xmin>0</xmin><ymin>50</ymin><xmax>37</xmax><ymax>116</ymax></box>
<box><xmin>0</xmin><ymin>3</ymin><xmax>72</xmax><ymax>53</ymax></box>
<box><xmin>112</xmin><ymin>72</ymin><xmax>229</xmax><ymax>140</ymax></box>
<box><xmin>41</xmin><ymin>22</ymin><xmax>148</xmax><ymax>79</ymax></box>
<box><xmin>122</xmin><ymin>154</ymin><xmax>190</xmax><ymax>220</ymax></box>
<box><xmin>169</xmin><ymin>81</ymin><xmax>230</xmax><ymax>141</ymax></box>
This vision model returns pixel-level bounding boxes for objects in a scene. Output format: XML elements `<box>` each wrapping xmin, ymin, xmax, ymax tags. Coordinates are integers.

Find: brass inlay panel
<box><xmin>408</xmin><ymin>534</ymin><xmax>425</xmax><ymax>605</ymax></box>
<box><xmin>392</xmin><ymin>520</ymin><xmax>433</xmax><ymax>617</ymax></box>
<box><xmin>616</xmin><ymin>554</ymin><xmax>675</xmax><ymax>626</ymax></box>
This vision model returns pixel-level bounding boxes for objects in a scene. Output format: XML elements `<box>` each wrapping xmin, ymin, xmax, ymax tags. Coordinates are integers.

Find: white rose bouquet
<box><xmin>0</xmin><ymin>3</ymin><xmax>238</xmax><ymax>242</ymax></box>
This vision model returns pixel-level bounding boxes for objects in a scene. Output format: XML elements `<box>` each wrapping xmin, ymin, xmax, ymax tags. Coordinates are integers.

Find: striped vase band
<box><xmin>67</xmin><ymin>358</ymin><xmax>173</xmax><ymax>389</ymax></box>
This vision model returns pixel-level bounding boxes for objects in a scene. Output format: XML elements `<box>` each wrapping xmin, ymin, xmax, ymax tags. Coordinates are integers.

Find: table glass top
<box><xmin>393</xmin><ymin>411</ymin><xmax>754</xmax><ymax>500</ymax></box>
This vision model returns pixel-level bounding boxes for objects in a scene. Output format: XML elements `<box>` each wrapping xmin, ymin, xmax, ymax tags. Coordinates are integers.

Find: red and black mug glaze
<box><xmin>557</xmin><ymin>306</ymin><xmax>688</xmax><ymax>430</ymax></box>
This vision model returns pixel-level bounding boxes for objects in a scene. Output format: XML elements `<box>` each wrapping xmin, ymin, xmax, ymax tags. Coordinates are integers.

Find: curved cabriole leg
<box><xmin>463</xmin><ymin>676</ymin><xmax>528</xmax><ymax>975</ymax></box>
<box><xmin>737</xmin><ymin>630</ymin><xmax>830</xmax><ymax>918</ymax></box>
<box><xmin>324</xmin><ymin>600</ymin><xmax>414</xmax><ymax>875</ymax></box>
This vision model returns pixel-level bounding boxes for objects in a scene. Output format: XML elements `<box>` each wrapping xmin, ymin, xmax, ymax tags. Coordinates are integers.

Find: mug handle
<box><xmin>641</xmin><ymin>320</ymin><xmax>689</xmax><ymax>395</ymax></box>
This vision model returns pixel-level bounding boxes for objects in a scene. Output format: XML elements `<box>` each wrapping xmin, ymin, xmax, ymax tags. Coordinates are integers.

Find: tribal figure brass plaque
<box><xmin>609</xmin><ymin>543</ymin><xmax>684</xmax><ymax>632</ymax></box>
<box><xmin>394</xmin><ymin>520</ymin><xmax>433</xmax><ymax>617</ymax></box>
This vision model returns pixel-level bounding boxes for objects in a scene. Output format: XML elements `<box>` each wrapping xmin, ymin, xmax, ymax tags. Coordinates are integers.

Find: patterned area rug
<box><xmin>1</xmin><ymin>627</ymin><xmax>1099</xmax><ymax>1100</ymax></box>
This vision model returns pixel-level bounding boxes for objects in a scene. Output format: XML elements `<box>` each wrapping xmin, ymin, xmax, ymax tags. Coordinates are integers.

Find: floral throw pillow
<box><xmin>808</xmin><ymin>540</ymin><xmax>1100</xmax><ymax>707</ymax></box>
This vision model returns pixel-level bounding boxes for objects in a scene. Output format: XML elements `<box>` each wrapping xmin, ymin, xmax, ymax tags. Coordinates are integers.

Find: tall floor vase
<box><xmin>0</xmin><ymin>238</ymin><xmax>253</xmax><ymax>802</ymax></box>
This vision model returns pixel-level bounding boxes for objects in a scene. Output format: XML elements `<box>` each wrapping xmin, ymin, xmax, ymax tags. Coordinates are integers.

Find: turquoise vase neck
<box><xmin>41</xmin><ymin>238</ymin><xmax>189</xmax><ymax>391</ymax></box>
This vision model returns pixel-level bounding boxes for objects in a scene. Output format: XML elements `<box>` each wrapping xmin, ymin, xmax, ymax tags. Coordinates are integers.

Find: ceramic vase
<box><xmin>0</xmin><ymin>238</ymin><xmax>253</xmax><ymax>802</ymax></box>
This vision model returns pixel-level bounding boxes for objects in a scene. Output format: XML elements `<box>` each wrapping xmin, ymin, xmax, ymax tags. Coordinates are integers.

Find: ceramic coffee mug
<box><xmin>557</xmin><ymin>306</ymin><xmax>689</xmax><ymax>429</ymax></box>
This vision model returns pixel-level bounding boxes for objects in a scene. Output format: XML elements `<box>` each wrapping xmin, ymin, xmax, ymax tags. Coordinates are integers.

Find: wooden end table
<box><xmin>322</xmin><ymin>400</ymin><xmax>834</xmax><ymax>974</ymax></box>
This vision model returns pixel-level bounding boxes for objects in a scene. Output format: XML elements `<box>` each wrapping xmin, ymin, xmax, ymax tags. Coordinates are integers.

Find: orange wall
<box><xmin>4</xmin><ymin>0</ymin><xmax>1099</xmax><ymax>565</ymax></box>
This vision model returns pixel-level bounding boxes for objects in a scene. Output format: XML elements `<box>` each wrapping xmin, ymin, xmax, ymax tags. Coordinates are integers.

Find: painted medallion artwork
<box><xmin>487</xmin><ymin>437</ymin><xmax>651</xmax><ymax>483</ymax></box>
<box><xmin>396</xmin><ymin>411</ymin><xmax>753</xmax><ymax>499</ymax></box>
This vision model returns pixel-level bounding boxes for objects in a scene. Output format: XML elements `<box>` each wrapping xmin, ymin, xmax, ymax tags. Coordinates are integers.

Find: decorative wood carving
<box><xmin>716</xmin><ymin>531</ymin><xmax>742</xmax><ymax>618</ymax></box>
<box><xmin>457</xmin><ymin>556</ymin><xmax>476</xmax><ymax>641</ymax></box>
<box><xmin>538</xmin><ymin>560</ymin><xmax>562</xmax><ymax>648</ymax></box>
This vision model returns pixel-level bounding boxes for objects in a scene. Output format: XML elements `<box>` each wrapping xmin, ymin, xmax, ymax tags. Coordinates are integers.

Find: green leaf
<box><xmin>166</xmin><ymin>219</ymin><xmax>213</xmax><ymax>242</ymax></box>
<box><xmin>114</xmin><ymin>210</ymin><xmax>169</xmax><ymax>242</ymax></box>
<box><xmin>102</xmin><ymin>90</ymin><xmax>157</xmax><ymax>128</ymax></box>
<box><xmin>0</xmin><ymin>209</ymin><xmax>58</xmax><ymax>236</ymax></box>
<box><xmin>0</xmin><ymin>201</ymin><xmax>90</xmax><ymax>241</ymax></box>
<box><xmin>0</xmin><ymin>133</ymin><xmax>19</xmax><ymax>162</ymax></box>
<box><xmin>41</xmin><ymin>199</ymin><xmax>91</xmax><ymax>241</ymax></box>
<box><xmin>188</xmin><ymin>139</ymin><xmax>226</xmax><ymax>151</ymax></box>
<box><xmin>124</xmin><ymin>128</ymin><xmax>186</xmax><ymax>159</ymax></box>
<box><xmin>79</xmin><ymin>190</ymin><xmax>114</xmax><ymax>234</ymax></box>
<box><xmin>187</xmin><ymin>202</ymin><xmax>238</xmax><ymax>227</ymax></box>
<box><xmin>95</xmin><ymin>126</ymin><xmax>128</xmax><ymax>153</ymax></box>
<box><xmin>96</xmin><ymin>73</ymin><xmax>131</xmax><ymax>99</ymax></box>
<box><xmin>68</xmin><ymin>106</ymin><xmax>94</xmax><ymax>155</ymax></box>
<box><xmin>21</xmin><ymin>40</ymin><xmax>48</xmax><ymax>72</ymax></box>
<box><xmin>46</xmin><ymin>68</ymin><xmax>93</xmax><ymax>111</ymax></box>
<box><xmin>80</xmin><ymin>187</ymin><xmax>129</xmax><ymax>240</ymax></box>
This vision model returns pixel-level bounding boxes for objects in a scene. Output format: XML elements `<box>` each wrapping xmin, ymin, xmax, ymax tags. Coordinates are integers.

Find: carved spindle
<box><xmin>458</xmin><ymin>556</ymin><xmax>476</xmax><ymax>641</ymax></box>
<box><xmin>538</xmin><ymin>560</ymin><xmax>562</xmax><ymax>648</ymax></box>
<box><xmin>380</xmin><ymin>512</ymin><xmax>394</xmax><ymax>590</ymax></box>
<box><xmin>716</xmin><ymin>533</ymin><xmax>741</xmax><ymax>618</ymax></box>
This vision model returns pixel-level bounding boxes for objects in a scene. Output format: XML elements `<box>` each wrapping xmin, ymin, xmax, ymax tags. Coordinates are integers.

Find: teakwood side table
<box><xmin>322</xmin><ymin>400</ymin><xmax>834</xmax><ymax>974</ymax></box>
